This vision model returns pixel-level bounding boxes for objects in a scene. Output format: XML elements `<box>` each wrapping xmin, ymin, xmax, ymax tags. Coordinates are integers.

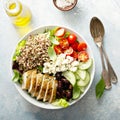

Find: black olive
<box><xmin>62</xmin><ymin>90</ymin><xmax>66</xmax><ymax>97</ymax></box>
<box><xmin>61</xmin><ymin>77</ymin><xmax>70</xmax><ymax>84</ymax></box>
<box><xmin>66</xmin><ymin>90</ymin><xmax>72</xmax><ymax>100</ymax></box>
<box><xmin>69</xmin><ymin>84</ymin><xmax>73</xmax><ymax>90</ymax></box>
<box><xmin>56</xmin><ymin>74</ymin><xmax>73</xmax><ymax>100</ymax></box>
<box><xmin>55</xmin><ymin>72</ymin><xmax>62</xmax><ymax>80</ymax></box>
<box><xmin>61</xmin><ymin>78</ymin><xmax>70</xmax><ymax>89</ymax></box>
<box><xmin>56</xmin><ymin>91</ymin><xmax>61</xmax><ymax>98</ymax></box>
<box><xmin>57</xmin><ymin>80</ymin><xmax>63</xmax><ymax>91</ymax></box>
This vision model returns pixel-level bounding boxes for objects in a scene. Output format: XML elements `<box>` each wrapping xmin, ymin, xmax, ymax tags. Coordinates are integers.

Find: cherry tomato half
<box><xmin>54</xmin><ymin>45</ymin><xmax>62</xmax><ymax>54</ymax></box>
<box><xmin>64</xmin><ymin>47</ymin><xmax>73</xmax><ymax>56</ymax></box>
<box><xmin>55</xmin><ymin>28</ymin><xmax>65</xmax><ymax>37</ymax></box>
<box><xmin>59</xmin><ymin>39</ymin><xmax>69</xmax><ymax>49</ymax></box>
<box><xmin>71</xmin><ymin>51</ymin><xmax>78</xmax><ymax>59</ymax></box>
<box><xmin>78</xmin><ymin>51</ymin><xmax>89</xmax><ymax>62</ymax></box>
<box><xmin>71</xmin><ymin>41</ymin><xmax>79</xmax><ymax>51</ymax></box>
<box><xmin>68</xmin><ymin>34</ymin><xmax>77</xmax><ymax>44</ymax></box>
<box><xmin>77</xmin><ymin>42</ymin><xmax>87</xmax><ymax>52</ymax></box>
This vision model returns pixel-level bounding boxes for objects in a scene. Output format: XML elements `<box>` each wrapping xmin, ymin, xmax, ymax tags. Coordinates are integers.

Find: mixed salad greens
<box><xmin>12</xmin><ymin>27</ymin><xmax>93</xmax><ymax>108</ymax></box>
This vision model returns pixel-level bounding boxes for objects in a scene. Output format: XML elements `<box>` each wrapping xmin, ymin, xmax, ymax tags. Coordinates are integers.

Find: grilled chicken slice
<box><xmin>22</xmin><ymin>70</ymin><xmax>34</xmax><ymax>90</ymax></box>
<box><xmin>32</xmin><ymin>73</ymin><xmax>43</xmax><ymax>97</ymax></box>
<box><xmin>49</xmin><ymin>80</ymin><xmax>58</xmax><ymax>103</ymax></box>
<box><xmin>28</xmin><ymin>70</ymin><xmax>37</xmax><ymax>94</ymax></box>
<box><xmin>37</xmin><ymin>74</ymin><xmax>49</xmax><ymax>100</ymax></box>
<box><xmin>43</xmin><ymin>81</ymin><xmax>51</xmax><ymax>102</ymax></box>
<box><xmin>22</xmin><ymin>70</ymin><xmax>58</xmax><ymax>103</ymax></box>
<box><xmin>43</xmin><ymin>76</ymin><xmax>55</xmax><ymax>102</ymax></box>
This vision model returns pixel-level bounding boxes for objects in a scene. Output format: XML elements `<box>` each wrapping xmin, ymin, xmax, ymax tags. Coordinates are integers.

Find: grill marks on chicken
<box><xmin>22</xmin><ymin>70</ymin><xmax>58</xmax><ymax>103</ymax></box>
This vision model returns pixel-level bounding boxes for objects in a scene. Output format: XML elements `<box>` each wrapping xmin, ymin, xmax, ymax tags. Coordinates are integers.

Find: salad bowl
<box><xmin>12</xmin><ymin>25</ymin><xmax>95</xmax><ymax>109</ymax></box>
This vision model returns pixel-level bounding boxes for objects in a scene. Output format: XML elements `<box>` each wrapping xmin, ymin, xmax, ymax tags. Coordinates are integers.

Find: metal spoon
<box><xmin>101</xmin><ymin>45</ymin><xmax>118</xmax><ymax>83</ymax></box>
<box><xmin>90</xmin><ymin>17</ymin><xmax>117</xmax><ymax>84</ymax></box>
<box><xmin>90</xmin><ymin>17</ymin><xmax>112</xmax><ymax>89</ymax></box>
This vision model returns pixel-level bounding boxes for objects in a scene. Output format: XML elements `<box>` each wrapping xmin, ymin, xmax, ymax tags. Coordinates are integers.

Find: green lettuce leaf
<box><xmin>12</xmin><ymin>40</ymin><xmax>26</xmax><ymax>61</ymax></box>
<box><xmin>48</xmin><ymin>46</ymin><xmax>57</xmax><ymax>61</ymax></box>
<box><xmin>12</xmin><ymin>70</ymin><xmax>22</xmax><ymax>83</ymax></box>
<box><xmin>52</xmin><ymin>99</ymin><xmax>69</xmax><ymax>108</ymax></box>
<box><xmin>49</xmin><ymin>27</ymin><xmax>59</xmax><ymax>36</ymax></box>
<box><xmin>49</xmin><ymin>36</ymin><xmax>59</xmax><ymax>45</ymax></box>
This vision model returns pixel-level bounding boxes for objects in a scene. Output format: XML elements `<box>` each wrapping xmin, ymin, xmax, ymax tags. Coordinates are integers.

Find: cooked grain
<box><xmin>16</xmin><ymin>33</ymin><xmax>50</xmax><ymax>72</ymax></box>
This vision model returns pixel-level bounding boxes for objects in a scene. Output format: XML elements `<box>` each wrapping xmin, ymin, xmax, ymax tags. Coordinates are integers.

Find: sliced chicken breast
<box><xmin>37</xmin><ymin>74</ymin><xmax>49</xmax><ymax>100</ymax></box>
<box><xmin>32</xmin><ymin>73</ymin><xmax>43</xmax><ymax>97</ymax></box>
<box><xmin>49</xmin><ymin>80</ymin><xmax>58</xmax><ymax>103</ymax></box>
<box><xmin>22</xmin><ymin>69</ymin><xmax>58</xmax><ymax>103</ymax></box>
<box><xmin>43</xmin><ymin>76</ymin><xmax>55</xmax><ymax>102</ymax></box>
<box><xmin>43</xmin><ymin>81</ymin><xmax>50</xmax><ymax>102</ymax></box>
<box><xmin>28</xmin><ymin>70</ymin><xmax>37</xmax><ymax>94</ymax></box>
<box><xmin>22</xmin><ymin>70</ymin><xmax>33</xmax><ymax>90</ymax></box>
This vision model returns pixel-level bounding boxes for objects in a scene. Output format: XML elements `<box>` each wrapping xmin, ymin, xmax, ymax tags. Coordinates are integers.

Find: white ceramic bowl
<box><xmin>12</xmin><ymin>25</ymin><xmax>95</xmax><ymax>109</ymax></box>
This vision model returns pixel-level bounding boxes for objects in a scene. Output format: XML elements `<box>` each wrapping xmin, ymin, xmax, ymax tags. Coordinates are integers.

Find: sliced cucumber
<box><xmin>76</xmin><ymin>69</ymin><xmax>87</xmax><ymax>80</ymax></box>
<box><xmin>74</xmin><ymin>72</ymin><xmax>80</xmax><ymax>80</ymax></box>
<box><xmin>79</xmin><ymin>58</ymin><xmax>93</xmax><ymax>70</ymax></box>
<box><xmin>72</xmin><ymin>84</ymin><xmax>81</xmax><ymax>99</ymax></box>
<box><xmin>77</xmin><ymin>72</ymin><xmax>90</xmax><ymax>87</ymax></box>
<box><xmin>62</xmin><ymin>71</ymin><xmax>76</xmax><ymax>86</ymax></box>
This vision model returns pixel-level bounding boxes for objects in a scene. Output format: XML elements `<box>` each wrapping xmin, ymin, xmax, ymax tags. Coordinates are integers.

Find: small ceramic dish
<box><xmin>53</xmin><ymin>0</ymin><xmax>78</xmax><ymax>11</ymax></box>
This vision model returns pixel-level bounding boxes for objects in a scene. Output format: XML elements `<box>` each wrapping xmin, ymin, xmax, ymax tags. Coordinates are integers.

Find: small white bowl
<box><xmin>12</xmin><ymin>25</ymin><xmax>95</xmax><ymax>109</ymax></box>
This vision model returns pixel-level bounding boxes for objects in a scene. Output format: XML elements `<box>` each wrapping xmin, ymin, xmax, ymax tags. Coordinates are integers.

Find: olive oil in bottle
<box><xmin>4</xmin><ymin>0</ymin><xmax>32</xmax><ymax>27</ymax></box>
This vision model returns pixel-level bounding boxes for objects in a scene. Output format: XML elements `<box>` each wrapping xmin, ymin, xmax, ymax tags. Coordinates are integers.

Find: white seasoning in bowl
<box><xmin>56</xmin><ymin>0</ymin><xmax>75</xmax><ymax>8</ymax></box>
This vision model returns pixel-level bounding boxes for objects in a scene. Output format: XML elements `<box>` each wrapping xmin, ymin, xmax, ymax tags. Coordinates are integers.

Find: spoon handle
<box><xmin>101</xmin><ymin>45</ymin><xmax>118</xmax><ymax>83</ymax></box>
<box><xmin>99</xmin><ymin>47</ymin><xmax>111</xmax><ymax>89</ymax></box>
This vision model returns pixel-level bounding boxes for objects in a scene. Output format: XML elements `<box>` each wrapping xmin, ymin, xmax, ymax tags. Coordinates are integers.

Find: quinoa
<box><xmin>16</xmin><ymin>33</ymin><xmax>50</xmax><ymax>72</ymax></box>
